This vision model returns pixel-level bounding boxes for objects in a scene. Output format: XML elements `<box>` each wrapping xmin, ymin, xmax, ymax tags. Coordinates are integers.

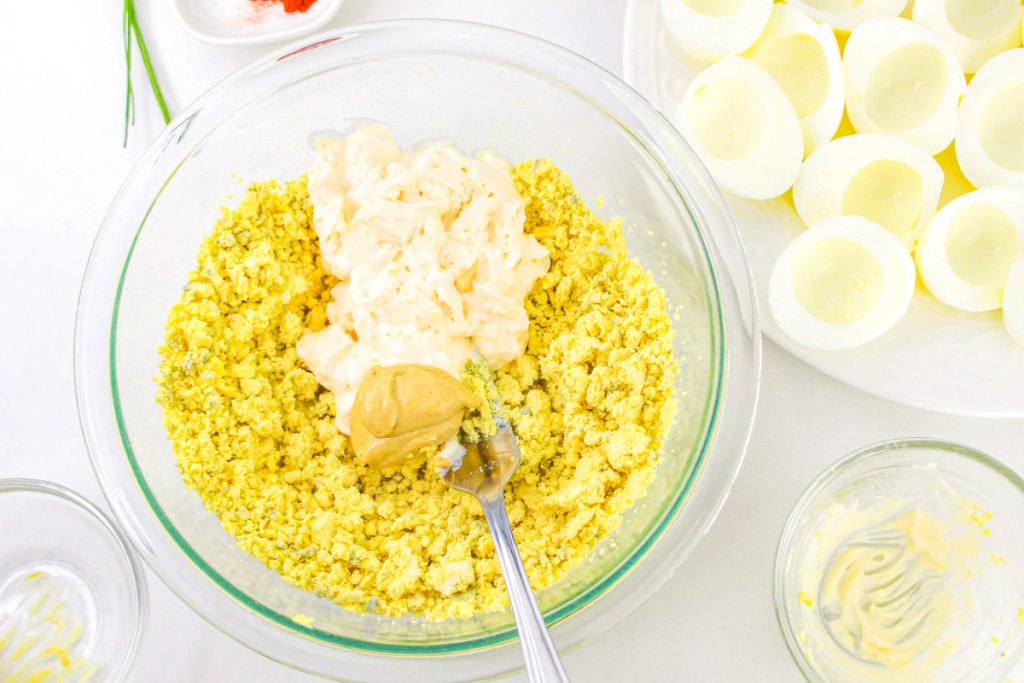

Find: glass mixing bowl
<box><xmin>75</xmin><ymin>20</ymin><xmax>760</xmax><ymax>681</ymax></box>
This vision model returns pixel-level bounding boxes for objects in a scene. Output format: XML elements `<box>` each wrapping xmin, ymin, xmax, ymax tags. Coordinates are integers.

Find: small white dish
<box><xmin>622</xmin><ymin>0</ymin><xmax>1024</xmax><ymax>417</ymax></box>
<box><xmin>174</xmin><ymin>0</ymin><xmax>343</xmax><ymax>46</ymax></box>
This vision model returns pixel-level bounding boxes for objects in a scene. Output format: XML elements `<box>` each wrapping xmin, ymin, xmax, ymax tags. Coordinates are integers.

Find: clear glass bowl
<box><xmin>75</xmin><ymin>20</ymin><xmax>760</xmax><ymax>682</ymax></box>
<box><xmin>0</xmin><ymin>479</ymin><xmax>146</xmax><ymax>682</ymax></box>
<box><xmin>775</xmin><ymin>438</ymin><xmax>1024</xmax><ymax>683</ymax></box>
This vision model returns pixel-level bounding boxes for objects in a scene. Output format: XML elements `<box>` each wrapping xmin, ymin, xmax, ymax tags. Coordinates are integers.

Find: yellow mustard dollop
<box><xmin>349</xmin><ymin>364</ymin><xmax>481</xmax><ymax>469</ymax></box>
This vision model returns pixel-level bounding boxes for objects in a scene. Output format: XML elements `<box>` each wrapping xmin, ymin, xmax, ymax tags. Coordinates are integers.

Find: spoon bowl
<box><xmin>443</xmin><ymin>415</ymin><xmax>521</xmax><ymax>503</ymax></box>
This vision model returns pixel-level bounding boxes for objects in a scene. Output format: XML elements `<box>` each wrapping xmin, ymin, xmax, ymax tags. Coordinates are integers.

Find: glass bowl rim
<box><xmin>772</xmin><ymin>437</ymin><xmax>1024</xmax><ymax>683</ymax></box>
<box><xmin>0</xmin><ymin>477</ymin><xmax>148</xmax><ymax>683</ymax></box>
<box><xmin>75</xmin><ymin>17</ymin><xmax>761</xmax><ymax>676</ymax></box>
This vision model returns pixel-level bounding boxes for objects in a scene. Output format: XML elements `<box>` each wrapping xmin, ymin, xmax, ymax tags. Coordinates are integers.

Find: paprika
<box><xmin>256</xmin><ymin>0</ymin><xmax>317</xmax><ymax>13</ymax></box>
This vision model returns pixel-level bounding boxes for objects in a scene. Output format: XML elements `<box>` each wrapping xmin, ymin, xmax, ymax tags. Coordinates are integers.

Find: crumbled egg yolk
<box><xmin>157</xmin><ymin>161</ymin><xmax>678</xmax><ymax>620</ymax></box>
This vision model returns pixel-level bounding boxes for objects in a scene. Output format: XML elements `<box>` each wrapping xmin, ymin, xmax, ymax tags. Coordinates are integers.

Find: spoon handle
<box><xmin>481</xmin><ymin>496</ymin><xmax>570</xmax><ymax>683</ymax></box>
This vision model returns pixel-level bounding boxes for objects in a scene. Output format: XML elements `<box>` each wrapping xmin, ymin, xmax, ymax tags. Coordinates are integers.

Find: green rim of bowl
<box><xmin>773</xmin><ymin>437</ymin><xmax>1024</xmax><ymax>682</ymax></box>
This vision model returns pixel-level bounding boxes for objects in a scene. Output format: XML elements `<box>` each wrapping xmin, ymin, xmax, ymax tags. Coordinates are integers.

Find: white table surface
<box><xmin>1</xmin><ymin>1</ymin><xmax>1021</xmax><ymax>681</ymax></box>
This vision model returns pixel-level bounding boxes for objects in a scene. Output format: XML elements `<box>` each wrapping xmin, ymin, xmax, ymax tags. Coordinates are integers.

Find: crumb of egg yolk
<box><xmin>291</xmin><ymin>614</ymin><xmax>314</xmax><ymax>628</ymax></box>
<box><xmin>157</xmin><ymin>161</ymin><xmax>678</xmax><ymax>620</ymax></box>
<box><xmin>457</xmin><ymin>359</ymin><xmax>502</xmax><ymax>443</ymax></box>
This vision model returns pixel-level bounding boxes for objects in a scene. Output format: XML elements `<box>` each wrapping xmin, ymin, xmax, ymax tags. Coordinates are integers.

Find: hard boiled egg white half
<box><xmin>913</xmin><ymin>0</ymin><xmax>1023</xmax><ymax>74</ymax></box>
<box><xmin>659</xmin><ymin>0</ymin><xmax>772</xmax><ymax>62</ymax></box>
<box><xmin>793</xmin><ymin>134</ymin><xmax>944</xmax><ymax>247</ymax></box>
<box><xmin>770</xmin><ymin>216</ymin><xmax>917</xmax><ymax>350</ymax></box>
<box><xmin>916</xmin><ymin>187</ymin><xmax>1024</xmax><ymax>312</ymax></box>
<box><xmin>784</xmin><ymin>0</ymin><xmax>907</xmax><ymax>33</ymax></box>
<box><xmin>844</xmin><ymin>17</ymin><xmax>966</xmax><ymax>154</ymax></box>
<box><xmin>744</xmin><ymin>4</ymin><xmax>844</xmax><ymax>154</ymax></box>
<box><xmin>956</xmin><ymin>48</ymin><xmax>1024</xmax><ymax>189</ymax></box>
<box><xmin>674</xmin><ymin>56</ymin><xmax>804</xmax><ymax>199</ymax></box>
<box><xmin>1004</xmin><ymin>259</ymin><xmax>1024</xmax><ymax>345</ymax></box>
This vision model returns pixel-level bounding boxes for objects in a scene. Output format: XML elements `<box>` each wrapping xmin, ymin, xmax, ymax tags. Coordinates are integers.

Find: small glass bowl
<box><xmin>774</xmin><ymin>439</ymin><xmax>1024</xmax><ymax>683</ymax></box>
<box><xmin>0</xmin><ymin>479</ymin><xmax>146</xmax><ymax>682</ymax></box>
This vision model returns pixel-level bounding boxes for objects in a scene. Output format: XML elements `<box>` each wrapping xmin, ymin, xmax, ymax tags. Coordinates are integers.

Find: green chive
<box><xmin>123</xmin><ymin>0</ymin><xmax>172</xmax><ymax>146</ymax></box>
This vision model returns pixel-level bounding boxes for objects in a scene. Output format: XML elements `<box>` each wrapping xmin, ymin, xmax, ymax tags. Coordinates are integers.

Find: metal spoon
<box><xmin>443</xmin><ymin>412</ymin><xmax>570</xmax><ymax>682</ymax></box>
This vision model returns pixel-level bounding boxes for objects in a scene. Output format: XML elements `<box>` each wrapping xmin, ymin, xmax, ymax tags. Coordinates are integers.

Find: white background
<box><xmin>0</xmin><ymin>1</ymin><xmax>1021</xmax><ymax>681</ymax></box>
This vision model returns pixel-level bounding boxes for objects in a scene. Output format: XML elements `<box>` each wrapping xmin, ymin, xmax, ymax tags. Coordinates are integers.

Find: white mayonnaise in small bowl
<box><xmin>775</xmin><ymin>438</ymin><xmax>1024</xmax><ymax>683</ymax></box>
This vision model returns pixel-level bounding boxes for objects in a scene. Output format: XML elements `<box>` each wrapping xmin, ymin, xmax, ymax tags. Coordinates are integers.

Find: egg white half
<box><xmin>956</xmin><ymin>48</ymin><xmax>1024</xmax><ymax>189</ymax></box>
<box><xmin>675</xmin><ymin>56</ymin><xmax>804</xmax><ymax>199</ymax></box>
<box><xmin>770</xmin><ymin>216</ymin><xmax>917</xmax><ymax>350</ymax></box>
<box><xmin>744</xmin><ymin>4</ymin><xmax>844</xmax><ymax>154</ymax></box>
<box><xmin>916</xmin><ymin>187</ymin><xmax>1024</xmax><ymax>311</ymax></box>
<box><xmin>844</xmin><ymin>17</ymin><xmax>966</xmax><ymax>154</ymax></box>
<box><xmin>659</xmin><ymin>0</ymin><xmax>773</xmax><ymax>62</ymax></box>
<box><xmin>913</xmin><ymin>0</ymin><xmax>1023</xmax><ymax>74</ymax></box>
<box><xmin>785</xmin><ymin>0</ymin><xmax>908</xmax><ymax>32</ymax></box>
<box><xmin>793</xmin><ymin>134</ymin><xmax>944</xmax><ymax>247</ymax></box>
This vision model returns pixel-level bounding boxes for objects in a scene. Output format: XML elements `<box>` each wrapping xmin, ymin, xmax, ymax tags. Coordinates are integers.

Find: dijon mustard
<box><xmin>349</xmin><ymin>364</ymin><xmax>481</xmax><ymax>469</ymax></box>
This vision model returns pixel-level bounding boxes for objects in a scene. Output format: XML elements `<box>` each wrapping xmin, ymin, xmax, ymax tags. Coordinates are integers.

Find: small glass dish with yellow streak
<box><xmin>774</xmin><ymin>438</ymin><xmax>1024</xmax><ymax>683</ymax></box>
<box><xmin>0</xmin><ymin>479</ymin><xmax>146</xmax><ymax>682</ymax></box>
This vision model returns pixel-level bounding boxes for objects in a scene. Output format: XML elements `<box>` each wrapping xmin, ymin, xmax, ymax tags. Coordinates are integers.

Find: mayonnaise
<box><xmin>795</xmin><ymin>480</ymin><xmax>1020</xmax><ymax>682</ymax></box>
<box><xmin>818</xmin><ymin>508</ymin><xmax>967</xmax><ymax>669</ymax></box>
<box><xmin>298</xmin><ymin>124</ymin><xmax>549</xmax><ymax>433</ymax></box>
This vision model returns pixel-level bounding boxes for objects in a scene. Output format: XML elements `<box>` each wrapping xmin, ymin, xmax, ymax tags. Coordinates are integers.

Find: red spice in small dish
<box><xmin>254</xmin><ymin>0</ymin><xmax>318</xmax><ymax>13</ymax></box>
